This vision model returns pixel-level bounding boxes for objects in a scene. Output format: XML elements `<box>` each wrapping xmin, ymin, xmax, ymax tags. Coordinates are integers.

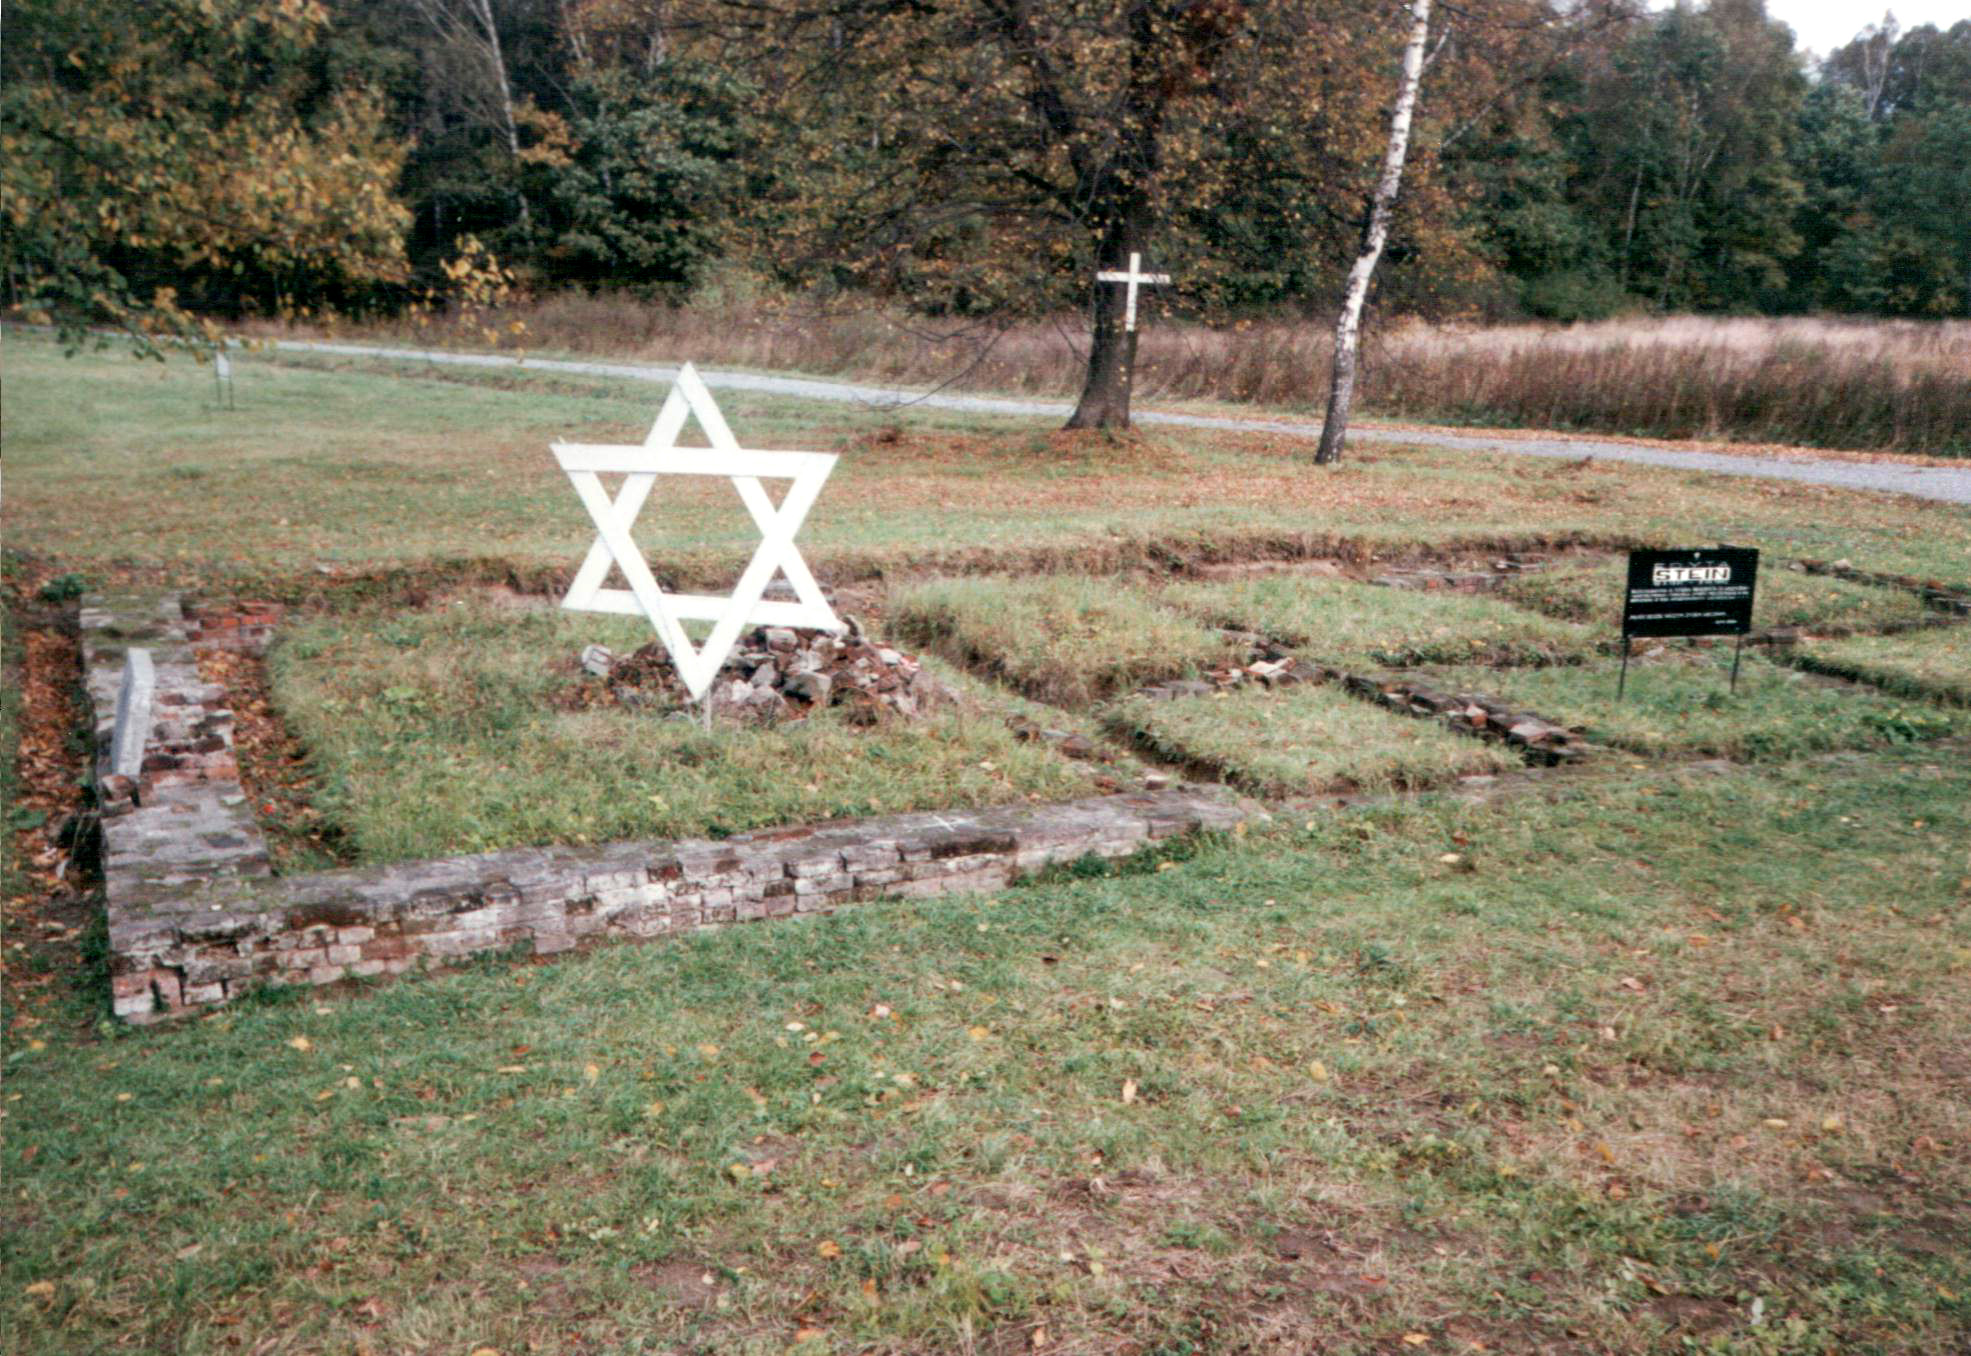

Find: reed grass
<box><xmin>273</xmin><ymin>297</ymin><xmax>1971</xmax><ymax>454</ymax></box>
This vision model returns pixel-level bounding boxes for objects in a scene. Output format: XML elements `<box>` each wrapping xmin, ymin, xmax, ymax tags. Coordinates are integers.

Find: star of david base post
<box><xmin>553</xmin><ymin>363</ymin><xmax>844</xmax><ymax>722</ymax></box>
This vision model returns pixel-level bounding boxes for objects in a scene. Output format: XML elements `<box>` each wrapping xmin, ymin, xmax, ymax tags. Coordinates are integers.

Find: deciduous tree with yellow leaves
<box><xmin>0</xmin><ymin>0</ymin><xmax>412</xmax><ymax>351</ymax></box>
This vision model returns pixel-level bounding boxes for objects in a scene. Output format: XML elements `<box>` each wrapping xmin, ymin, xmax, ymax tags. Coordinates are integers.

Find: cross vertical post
<box><xmin>1094</xmin><ymin>251</ymin><xmax>1170</xmax><ymax>334</ymax></box>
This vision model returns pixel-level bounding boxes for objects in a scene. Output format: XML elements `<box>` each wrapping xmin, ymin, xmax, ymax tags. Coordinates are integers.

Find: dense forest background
<box><xmin>4</xmin><ymin>0</ymin><xmax>1968</xmax><ymax>342</ymax></box>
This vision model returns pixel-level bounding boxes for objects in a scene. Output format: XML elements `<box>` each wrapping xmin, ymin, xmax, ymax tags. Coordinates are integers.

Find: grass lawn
<box><xmin>1794</xmin><ymin>626</ymin><xmax>1971</xmax><ymax>707</ymax></box>
<box><xmin>9</xmin><ymin>334</ymin><xmax>1971</xmax><ymax>593</ymax></box>
<box><xmin>268</xmin><ymin>597</ymin><xmax>1105</xmax><ymax>862</ymax></box>
<box><xmin>8</xmin><ymin>331</ymin><xmax>1971</xmax><ymax>1354</ymax></box>
<box><xmin>1107</xmin><ymin>684</ymin><xmax>1518</xmax><ymax>796</ymax></box>
<box><xmin>1499</xmin><ymin>557</ymin><xmax>1935</xmax><ymax>635</ymax></box>
<box><xmin>889</xmin><ymin>576</ymin><xmax>1237</xmax><ymax>708</ymax></box>
<box><xmin>1163</xmin><ymin>575</ymin><xmax>1599</xmax><ymax>667</ymax></box>
<box><xmin>1424</xmin><ymin>650</ymin><xmax>1961</xmax><ymax>760</ymax></box>
<box><xmin>5</xmin><ymin>749</ymin><xmax>1968</xmax><ymax>1353</ymax></box>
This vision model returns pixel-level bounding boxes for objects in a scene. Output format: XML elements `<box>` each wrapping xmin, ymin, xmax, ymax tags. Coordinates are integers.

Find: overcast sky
<box><xmin>1748</xmin><ymin>0</ymin><xmax>1970</xmax><ymax>59</ymax></box>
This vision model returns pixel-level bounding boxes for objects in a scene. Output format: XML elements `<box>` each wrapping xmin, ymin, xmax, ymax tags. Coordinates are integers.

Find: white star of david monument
<box><xmin>554</xmin><ymin>363</ymin><xmax>843</xmax><ymax>702</ymax></box>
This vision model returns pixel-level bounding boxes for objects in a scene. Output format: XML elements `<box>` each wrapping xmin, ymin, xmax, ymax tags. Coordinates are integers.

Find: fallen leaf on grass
<box><xmin>287</xmin><ymin>1036</ymin><xmax>313</xmax><ymax>1052</ymax></box>
<box><xmin>584</xmin><ymin>1063</ymin><xmax>600</xmax><ymax>1083</ymax></box>
<box><xmin>1121</xmin><ymin>1078</ymin><xmax>1138</xmax><ymax>1105</ymax></box>
<box><xmin>1309</xmin><ymin>1060</ymin><xmax>1330</xmax><ymax>1083</ymax></box>
<box><xmin>24</xmin><ymin>1281</ymin><xmax>55</xmax><ymax>1299</ymax></box>
<box><xmin>1402</xmin><ymin>1334</ymin><xmax>1430</xmax><ymax>1347</ymax></box>
<box><xmin>817</xmin><ymin>1240</ymin><xmax>843</xmax><ymax>1259</ymax></box>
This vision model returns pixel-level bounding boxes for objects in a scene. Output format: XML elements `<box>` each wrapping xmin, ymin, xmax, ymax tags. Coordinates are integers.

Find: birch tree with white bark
<box><xmin>1313</xmin><ymin>0</ymin><xmax>1432</xmax><ymax>465</ymax></box>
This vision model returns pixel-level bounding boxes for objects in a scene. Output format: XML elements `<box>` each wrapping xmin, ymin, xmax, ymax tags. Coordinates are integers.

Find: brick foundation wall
<box><xmin>86</xmin><ymin>592</ymin><xmax>1255</xmax><ymax>1024</ymax></box>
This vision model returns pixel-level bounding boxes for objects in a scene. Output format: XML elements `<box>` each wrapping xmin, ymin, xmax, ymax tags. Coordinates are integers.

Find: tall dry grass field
<box><xmin>288</xmin><ymin>297</ymin><xmax>1971</xmax><ymax>454</ymax></box>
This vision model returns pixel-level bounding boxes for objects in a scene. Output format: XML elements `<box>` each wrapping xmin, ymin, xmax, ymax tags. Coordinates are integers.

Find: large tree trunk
<box><xmin>1314</xmin><ymin>0</ymin><xmax>1432</xmax><ymax>465</ymax></box>
<box><xmin>1067</xmin><ymin>229</ymin><xmax>1144</xmax><ymax>430</ymax></box>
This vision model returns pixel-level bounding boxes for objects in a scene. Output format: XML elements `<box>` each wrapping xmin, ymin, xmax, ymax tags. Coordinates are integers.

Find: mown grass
<box><xmin>889</xmin><ymin>576</ymin><xmax>1237</xmax><ymax>709</ymax></box>
<box><xmin>1164</xmin><ymin>575</ymin><xmax>1599</xmax><ymax>668</ymax></box>
<box><xmin>1499</xmin><ymin>557</ymin><xmax>1936</xmax><ymax>636</ymax></box>
<box><xmin>1426</xmin><ymin>650</ymin><xmax>1961</xmax><ymax>761</ymax></box>
<box><xmin>267</xmin><ymin>597</ymin><xmax>1103</xmax><ymax>863</ymax></box>
<box><xmin>5</xmin><ymin>749</ymin><xmax>1968</xmax><ymax>1353</ymax></box>
<box><xmin>1794</xmin><ymin>627</ymin><xmax>1971</xmax><ymax>708</ymax></box>
<box><xmin>10</xmin><ymin>333</ymin><xmax>1971</xmax><ymax>593</ymax></box>
<box><xmin>1107</xmin><ymin>684</ymin><xmax>1517</xmax><ymax>796</ymax></box>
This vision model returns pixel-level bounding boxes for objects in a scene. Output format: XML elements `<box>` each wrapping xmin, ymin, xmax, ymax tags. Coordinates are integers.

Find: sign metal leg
<box><xmin>1617</xmin><ymin>636</ymin><xmax>1631</xmax><ymax>701</ymax></box>
<box><xmin>1730</xmin><ymin>633</ymin><xmax>1744</xmax><ymax>694</ymax></box>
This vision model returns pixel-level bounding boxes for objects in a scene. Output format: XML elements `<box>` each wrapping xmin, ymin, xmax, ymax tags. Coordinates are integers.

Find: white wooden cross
<box><xmin>1095</xmin><ymin>251</ymin><xmax>1171</xmax><ymax>333</ymax></box>
<box><xmin>554</xmin><ymin>364</ymin><xmax>844</xmax><ymax>702</ymax></box>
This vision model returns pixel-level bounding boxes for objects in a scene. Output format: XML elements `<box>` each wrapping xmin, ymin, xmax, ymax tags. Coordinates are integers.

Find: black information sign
<box><xmin>1622</xmin><ymin>547</ymin><xmax>1759</xmax><ymax>639</ymax></box>
<box><xmin>1617</xmin><ymin>547</ymin><xmax>1760</xmax><ymax>697</ymax></box>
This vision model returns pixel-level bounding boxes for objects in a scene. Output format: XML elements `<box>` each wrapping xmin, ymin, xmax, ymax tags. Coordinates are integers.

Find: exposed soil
<box><xmin>630</xmin><ymin>1258</ymin><xmax>723</xmax><ymax>1311</ymax></box>
<box><xmin>196</xmin><ymin>645</ymin><xmax>353</xmax><ymax>873</ymax></box>
<box><xmin>2</xmin><ymin>569</ymin><xmax>102</xmax><ymax>1035</ymax></box>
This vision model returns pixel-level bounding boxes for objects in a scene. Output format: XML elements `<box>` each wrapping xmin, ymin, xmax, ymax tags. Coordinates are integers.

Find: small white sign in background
<box><xmin>554</xmin><ymin>364</ymin><xmax>844</xmax><ymax>701</ymax></box>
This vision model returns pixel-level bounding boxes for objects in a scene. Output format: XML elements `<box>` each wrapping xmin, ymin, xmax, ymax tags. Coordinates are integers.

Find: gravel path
<box><xmin>276</xmin><ymin>339</ymin><xmax>1971</xmax><ymax>505</ymax></box>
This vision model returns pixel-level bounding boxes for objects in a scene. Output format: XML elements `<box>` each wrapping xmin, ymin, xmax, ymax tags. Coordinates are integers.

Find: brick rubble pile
<box><xmin>578</xmin><ymin>625</ymin><xmax>957</xmax><ymax>723</ymax></box>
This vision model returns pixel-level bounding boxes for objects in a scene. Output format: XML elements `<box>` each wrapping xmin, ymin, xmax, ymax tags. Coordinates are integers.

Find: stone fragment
<box><xmin>111</xmin><ymin>648</ymin><xmax>157</xmax><ymax>780</ymax></box>
<box><xmin>785</xmin><ymin>670</ymin><xmax>832</xmax><ymax>705</ymax></box>
<box><xmin>580</xmin><ymin>644</ymin><xmax>616</xmax><ymax>677</ymax></box>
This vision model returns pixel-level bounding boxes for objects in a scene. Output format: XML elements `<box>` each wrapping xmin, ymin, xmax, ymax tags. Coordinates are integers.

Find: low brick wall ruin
<box><xmin>86</xmin><ymin>592</ymin><xmax>1254</xmax><ymax>1024</ymax></box>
